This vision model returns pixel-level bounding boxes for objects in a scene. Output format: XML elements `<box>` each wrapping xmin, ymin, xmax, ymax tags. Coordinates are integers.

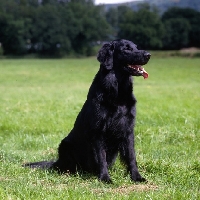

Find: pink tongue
<box><xmin>142</xmin><ymin>68</ymin><xmax>148</xmax><ymax>79</ymax></box>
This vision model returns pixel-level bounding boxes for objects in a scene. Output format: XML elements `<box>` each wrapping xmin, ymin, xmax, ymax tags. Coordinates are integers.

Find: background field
<box><xmin>0</xmin><ymin>57</ymin><xmax>199</xmax><ymax>199</ymax></box>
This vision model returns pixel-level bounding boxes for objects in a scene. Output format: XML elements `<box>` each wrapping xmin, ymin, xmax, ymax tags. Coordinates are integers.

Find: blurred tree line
<box><xmin>0</xmin><ymin>0</ymin><xmax>200</xmax><ymax>56</ymax></box>
<box><xmin>0</xmin><ymin>0</ymin><xmax>110</xmax><ymax>56</ymax></box>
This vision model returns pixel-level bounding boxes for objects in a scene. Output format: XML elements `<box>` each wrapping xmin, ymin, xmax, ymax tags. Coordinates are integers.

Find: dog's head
<box><xmin>97</xmin><ymin>39</ymin><xmax>151</xmax><ymax>79</ymax></box>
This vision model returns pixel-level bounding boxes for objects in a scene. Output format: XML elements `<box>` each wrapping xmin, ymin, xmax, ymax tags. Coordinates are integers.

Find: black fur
<box><xmin>24</xmin><ymin>39</ymin><xmax>151</xmax><ymax>183</ymax></box>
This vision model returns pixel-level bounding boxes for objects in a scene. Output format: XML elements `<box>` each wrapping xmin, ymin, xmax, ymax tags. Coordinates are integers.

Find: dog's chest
<box><xmin>105</xmin><ymin>104</ymin><xmax>135</xmax><ymax>135</ymax></box>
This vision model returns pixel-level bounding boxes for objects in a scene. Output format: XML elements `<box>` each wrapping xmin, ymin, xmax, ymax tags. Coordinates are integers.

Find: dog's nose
<box><xmin>144</xmin><ymin>52</ymin><xmax>151</xmax><ymax>59</ymax></box>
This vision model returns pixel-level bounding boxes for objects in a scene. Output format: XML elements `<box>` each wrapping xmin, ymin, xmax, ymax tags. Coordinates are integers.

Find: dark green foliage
<box><xmin>106</xmin><ymin>4</ymin><xmax>200</xmax><ymax>50</ymax></box>
<box><xmin>29</xmin><ymin>4</ymin><xmax>71</xmax><ymax>56</ymax></box>
<box><xmin>162</xmin><ymin>7</ymin><xmax>200</xmax><ymax>48</ymax></box>
<box><xmin>0</xmin><ymin>0</ymin><xmax>109</xmax><ymax>56</ymax></box>
<box><xmin>162</xmin><ymin>18</ymin><xmax>191</xmax><ymax>50</ymax></box>
<box><xmin>0</xmin><ymin>0</ymin><xmax>200</xmax><ymax>55</ymax></box>
<box><xmin>118</xmin><ymin>3</ymin><xmax>164</xmax><ymax>50</ymax></box>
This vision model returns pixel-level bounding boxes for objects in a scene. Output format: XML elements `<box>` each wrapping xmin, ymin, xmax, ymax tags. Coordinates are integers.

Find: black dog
<box><xmin>24</xmin><ymin>39</ymin><xmax>151</xmax><ymax>183</ymax></box>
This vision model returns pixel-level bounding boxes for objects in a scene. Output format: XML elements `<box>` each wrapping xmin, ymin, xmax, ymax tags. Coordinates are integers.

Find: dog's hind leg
<box><xmin>52</xmin><ymin>138</ymin><xmax>78</xmax><ymax>174</ymax></box>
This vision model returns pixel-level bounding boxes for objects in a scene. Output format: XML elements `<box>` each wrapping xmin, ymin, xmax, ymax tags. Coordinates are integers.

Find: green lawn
<box><xmin>0</xmin><ymin>57</ymin><xmax>199</xmax><ymax>199</ymax></box>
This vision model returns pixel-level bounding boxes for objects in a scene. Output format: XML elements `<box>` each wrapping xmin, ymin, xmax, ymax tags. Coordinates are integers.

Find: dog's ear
<box><xmin>97</xmin><ymin>42</ymin><xmax>115</xmax><ymax>70</ymax></box>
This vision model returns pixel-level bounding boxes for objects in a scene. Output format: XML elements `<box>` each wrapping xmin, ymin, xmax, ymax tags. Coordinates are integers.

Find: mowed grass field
<box><xmin>0</xmin><ymin>57</ymin><xmax>199</xmax><ymax>199</ymax></box>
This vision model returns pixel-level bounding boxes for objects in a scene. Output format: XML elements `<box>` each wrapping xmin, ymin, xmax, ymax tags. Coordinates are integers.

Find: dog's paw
<box><xmin>131</xmin><ymin>174</ymin><xmax>147</xmax><ymax>183</ymax></box>
<box><xmin>99</xmin><ymin>174</ymin><xmax>112</xmax><ymax>183</ymax></box>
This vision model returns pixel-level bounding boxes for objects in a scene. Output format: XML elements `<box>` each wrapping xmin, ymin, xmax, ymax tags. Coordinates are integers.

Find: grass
<box><xmin>0</xmin><ymin>57</ymin><xmax>199</xmax><ymax>199</ymax></box>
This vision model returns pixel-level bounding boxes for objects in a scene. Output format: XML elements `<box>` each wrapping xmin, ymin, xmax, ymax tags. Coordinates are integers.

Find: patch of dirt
<box><xmin>0</xmin><ymin>176</ymin><xmax>13</xmax><ymax>181</ymax></box>
<box><xmin>92</xmin><ymin>183</ymin><xmax>159</xmax><ymax>195</ymax></box>
<box><xmin>180</xmin><ymin>47</ymin><xmax>200</xmax><ymax>53</ymax></box>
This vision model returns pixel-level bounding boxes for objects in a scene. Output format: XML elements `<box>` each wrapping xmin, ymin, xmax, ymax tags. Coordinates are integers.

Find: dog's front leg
<box><xmin>93</xmin><ymin>140</ymin><xmax>112</xmax><ymax>183</ymax></box>
<box><xmin>120</xmin><ymin>133</ymin><xmax>146</xmax><ymax>182</ymax></box>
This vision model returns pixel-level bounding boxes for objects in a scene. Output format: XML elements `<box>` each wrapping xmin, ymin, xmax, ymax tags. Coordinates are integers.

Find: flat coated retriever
<box><xmin>24</xmin><ymin>39</ymin><xmax>151</xmax><ymax>183</ymax></box>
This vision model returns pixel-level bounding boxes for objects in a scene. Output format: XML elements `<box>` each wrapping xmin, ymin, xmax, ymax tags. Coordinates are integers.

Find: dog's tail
<box><xmin>22</xmin><ymin>161</ymin><xmax>55</xmax><ymax>169</ymax></box>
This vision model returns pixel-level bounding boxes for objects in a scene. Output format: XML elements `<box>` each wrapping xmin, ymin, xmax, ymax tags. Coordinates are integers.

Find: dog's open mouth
<box><xmin>128</xmin><ymin>65</ymin><xmax>149</xmax><ymax>79</ymax></box>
